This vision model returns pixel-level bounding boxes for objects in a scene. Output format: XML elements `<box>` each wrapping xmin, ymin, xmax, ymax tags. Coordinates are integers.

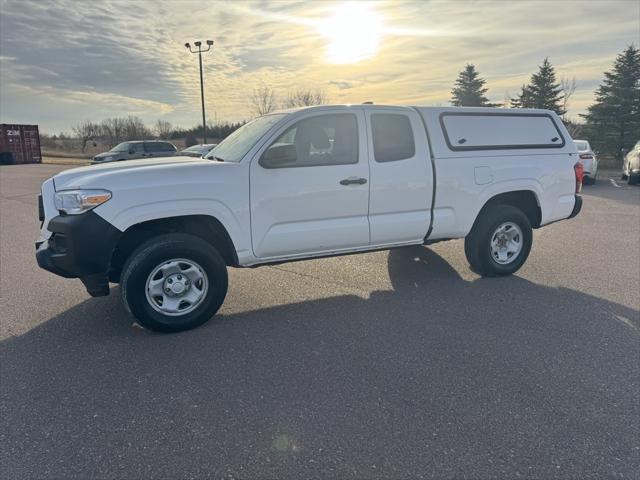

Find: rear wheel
<box><xmin>464</xmin><ymin>205</ymin><xmax>533</xmax><ymax>277</ymax></box>
<box><xmin>628</xmin><ymin>174</ymin><xmax>639</xmax><ymax>185</ymax></box>
<box><xmin>121</xmin><ymin>233</ymin><xmax>228</xmax><ymax>332</ymax></box>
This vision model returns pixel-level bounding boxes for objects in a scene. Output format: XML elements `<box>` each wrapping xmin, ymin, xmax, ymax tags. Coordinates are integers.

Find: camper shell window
<box><xmin>439</xmin><ymin>112</ymin><xmax>565</xmax><ymax>151</ymax></box>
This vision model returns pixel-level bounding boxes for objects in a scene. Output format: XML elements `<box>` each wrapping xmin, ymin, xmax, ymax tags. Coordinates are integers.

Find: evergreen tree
<box><xmin>581</xmin><ymin>45</ymin><xmax>640</xmax><ymax>161</ymax></box>
<box><xmin>451</xmin><ymin>64</ymin><xmax>496</xmax><ymax>107</ymax></box>
<box><xmin>511</xmin><ymin>84</ymin><xmax>534</xmax><ymax>108</ymax></box>
<box><xmin>511</xmin><ymin>58</ymin><xmax>564</xmax><ymax>115</ymax></box>
<box><xmin>530</xmin><ymin>58</ymin><xmax>565</xmax><ymax>115</ymax></box>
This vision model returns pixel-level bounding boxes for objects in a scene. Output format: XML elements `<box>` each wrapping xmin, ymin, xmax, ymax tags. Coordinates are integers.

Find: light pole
<box><xmin>185</xmin><ymin>40</ymin><xmax>214</xmax><ymax>144</ymax></box>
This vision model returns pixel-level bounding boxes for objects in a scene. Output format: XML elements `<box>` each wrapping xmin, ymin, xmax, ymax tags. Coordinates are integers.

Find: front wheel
<box><xmin>121</xmin><ymin>233</ymin><xmax>228</xmax><ymax>332</ymax></box>
<box><xmin>464</xmin><ymin>205</ymin><xmax>533</xmax><ymax>277</ymax></box>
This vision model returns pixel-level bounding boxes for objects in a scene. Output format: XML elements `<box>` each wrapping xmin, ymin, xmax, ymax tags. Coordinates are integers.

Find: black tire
<box><xmin>621</xmin><ymin>172</ymin><xmax>628</xmax><ymax>180</ymax></box>
<box><xmin>464</xmin><ymin>205</ymin><xmax>533</xmax><ymax>277</ymax></box>
<box><xmin>628</xmin><ymin>174</ymin><xmax>639</xmax><ymax>185</ymax></box>
<box><xmin>120</xmin><ymin>233</ymin><xmax>228</xmax><ymax>333</ymax></box>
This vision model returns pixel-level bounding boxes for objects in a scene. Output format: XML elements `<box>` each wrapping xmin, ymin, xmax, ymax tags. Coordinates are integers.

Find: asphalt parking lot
<box><xmin>1</xmin><ymin>164</ymin><xmax>639</xmax><ymax>479</ymax></box>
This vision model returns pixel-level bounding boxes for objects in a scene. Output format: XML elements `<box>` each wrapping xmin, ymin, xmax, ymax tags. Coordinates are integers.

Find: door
<box><xmin>365</xmin><ymin>108</ymin><xmax>434</xmax><ymax>244</ymax></box>
<box><xmin>250</xmin><ymin>111</ymin><xmax>370</xmax><ymax>259</ymax></box>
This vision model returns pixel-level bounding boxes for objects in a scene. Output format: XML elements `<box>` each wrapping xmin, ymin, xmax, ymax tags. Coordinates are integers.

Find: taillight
<box><xmin>574</xmin><ymin>162</ymin><xmax>584</xmax><ymax>193</ymax></box>
<box><xmin>579</xmin><ymin>153</ymin><xmax>593</xmax><ymax>160</ymax></box>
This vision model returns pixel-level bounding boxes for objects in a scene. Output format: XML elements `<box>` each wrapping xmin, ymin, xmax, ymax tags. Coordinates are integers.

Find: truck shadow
<box><xmin>2</xmin><ymin>246</ymin><xmax>638</xmax><ymax>478</ymax></box>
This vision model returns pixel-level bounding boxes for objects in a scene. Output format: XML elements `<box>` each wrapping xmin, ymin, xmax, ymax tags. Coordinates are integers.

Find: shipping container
<box><xmin>0</xmin><ymin>124</ymin><xmax>42</xmax><ymax>165</ymax></box>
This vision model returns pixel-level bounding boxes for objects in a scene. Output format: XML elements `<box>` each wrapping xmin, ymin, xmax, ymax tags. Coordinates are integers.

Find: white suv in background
<box><xmin>622</xmin><ymin>140</ymin><xmax>640</xmax><ymax>185</ymax></box>
<box><xmin>573</xmin><ymin>140</ymin><xmax>598</xmax><ymax>184</ymax></box>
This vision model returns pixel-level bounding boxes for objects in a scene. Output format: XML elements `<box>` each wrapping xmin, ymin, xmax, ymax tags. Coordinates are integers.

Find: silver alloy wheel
<box><xmin>145</xmin><ymin>258</ymin><xmax>208</xmax><ymax>316</ymax></box>
<box><xmin>490</xmin><ymin>222</ymin><xmax>523</xmax><ymax>265</ymax></box>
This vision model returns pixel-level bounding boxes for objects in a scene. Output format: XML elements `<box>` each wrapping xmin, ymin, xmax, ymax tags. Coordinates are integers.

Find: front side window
<box><xmin>130</xmin><ymin>143</ymin><xmax>144</xmax><ymax>153</ymax></box>
<box><xmin>371</xmin><ymin>114</ymin><xmax>416</xmax><ymax>162</ymax></box>
<box><xmin>260</xmin><ymin>114</ymin><xmax>358</xmax><ymax>168</ymax></box>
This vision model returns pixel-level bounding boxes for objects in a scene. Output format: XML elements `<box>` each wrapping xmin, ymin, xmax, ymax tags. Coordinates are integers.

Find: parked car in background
<box><xmin>179</xmin><ymin>143</ymin><xmax>217</xmax><ymax>157</ymax></box>
<box><xmin>573</xmin><ymin>140</ymin><xmax>598</xmax><ymax>184</ymax></box>
<box><xmin>92</xmin><ymin>141</ymin><xmax>177</xmax><ymax>164</ymax></box>
<box><xmin>622</xmin><ymin>140</ymin><xmax>640</xmax><ymax>185</ymax></box>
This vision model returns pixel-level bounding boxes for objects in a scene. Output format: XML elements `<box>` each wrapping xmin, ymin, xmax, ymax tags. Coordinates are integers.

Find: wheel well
<box><xmin>481</xmin><ymin>190</ymin><xmax>541</xmax><ymax>228</ymax></box>
<box><xmin>109</xmin><ymin>215</ymin><xmax>238</xmax><ymax>283</ymax></box>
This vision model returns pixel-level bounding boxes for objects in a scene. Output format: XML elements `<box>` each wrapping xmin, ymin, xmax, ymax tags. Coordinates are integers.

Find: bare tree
<box><xmin>250</xmin><ymin>86</ymin><xmax>277</xmax><ymax>117</ymax></box>
<box><xmin>72</xmin><ymin>120</ymin><xmax>99</xmax><ymax>153</ymax></box>
<box><xmin>560</xmin><ymin>77</ymin><xmax>577</xmax><ymax>121</ymax></box>
<box><xmin>123</xmin><ymin>116</ymin><xmax>151</xmax><ymax>141</ymax></box>
<box><xmin>284</xmin><ymin>88</ymin><xmax>328</xmax><ymax>108</ymax></box>
<box><xmin>154</xmin><ymin>120</ymin><xmax>173</xmax><ymax>139</ymax></box>
<box><xmin>100</xmin><ymin>117</ymin><xmax>126</xmax><ymax>147</ymax></box>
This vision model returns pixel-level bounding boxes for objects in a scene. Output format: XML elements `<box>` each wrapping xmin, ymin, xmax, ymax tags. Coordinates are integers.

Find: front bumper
<box><xmin>36</xmin><ymin>211</ymin><xmax>122</xmax><ymax>296</ymax></box>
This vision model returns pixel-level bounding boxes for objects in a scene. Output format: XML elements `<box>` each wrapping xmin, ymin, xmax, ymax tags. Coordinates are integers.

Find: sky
<box><xmin>0</xmin><ymin>0</ymin><xmax>638</xmax><ymax>133</ymax></box>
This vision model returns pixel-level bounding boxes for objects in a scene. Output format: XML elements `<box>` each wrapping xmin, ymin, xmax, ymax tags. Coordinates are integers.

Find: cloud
<box><xmin>0</xmin><ymin>0</ymin><xmax>638</xmax><ymax>132</ymax></box>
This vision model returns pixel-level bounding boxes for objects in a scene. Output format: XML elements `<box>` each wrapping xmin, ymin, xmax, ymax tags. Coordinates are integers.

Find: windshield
<box><xmin>110</xmin><ymin>142</ymin><xmax>132</xmax><ymax>152</ymax></box>
<box><xmin>574</xmin><ymin>141</ymin><xmax>589</xmax><ymax>151</ymax></box>
<box><xmin>207</xmin><ymin>114</ymin><xmax>285</xmax><ymax>162</ymax></box>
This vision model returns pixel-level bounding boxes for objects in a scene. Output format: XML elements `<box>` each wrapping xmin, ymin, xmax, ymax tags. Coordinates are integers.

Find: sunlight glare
<box><xmin>321</xmin><ymin>2</ymin><xmax>384</xmax><ymax>64</ymax></box>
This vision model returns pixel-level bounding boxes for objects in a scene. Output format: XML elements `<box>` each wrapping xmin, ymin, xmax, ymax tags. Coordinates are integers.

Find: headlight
<box><xmin>54</xmin><ymin>189</ymin><xmax>112</xmax><ymax>215</ymax></box>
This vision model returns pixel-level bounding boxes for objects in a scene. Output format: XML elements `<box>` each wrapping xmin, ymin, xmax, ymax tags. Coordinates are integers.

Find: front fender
<box><xmin>94</xmin><ymin>198</ymin><xmax>251</xmax><ymax>263</ymax></box>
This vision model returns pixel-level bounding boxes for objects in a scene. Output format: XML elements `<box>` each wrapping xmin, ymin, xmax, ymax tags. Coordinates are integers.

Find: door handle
<box><xmin>339</xmin><ymin>177</ymin><xmax>367</xmax><ymax>185</ymax></box>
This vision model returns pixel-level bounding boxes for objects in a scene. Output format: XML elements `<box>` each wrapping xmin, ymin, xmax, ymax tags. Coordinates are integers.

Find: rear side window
<box><xmin>371</xmin><ymin>114</ymin><xmax>415</xmax><ymax>162</ymax></box>
<box><xmin>440</xmin><ymin>112</ymin><xmax>565</xmax><ymax>151</ymax></box>
<box><xmin>146</xmin><ymin>142</ymin><xmax>176</xmax><ymax>152</ymax></box>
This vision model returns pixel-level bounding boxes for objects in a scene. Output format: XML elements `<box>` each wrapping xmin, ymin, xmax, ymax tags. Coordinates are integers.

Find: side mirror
<box><xmin>129</xmin><ymin>148</ymin><xmax>135</xmax><ymax>154</ymax></box>
<box><xmin>260</xmin><ymin>144</ymin><xmax>297</xmax><ymax>168</ymax></box>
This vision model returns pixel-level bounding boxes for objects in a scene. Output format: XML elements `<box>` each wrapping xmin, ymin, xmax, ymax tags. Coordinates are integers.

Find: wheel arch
<box><xmin>108</xmin><ymin>214</ymin><xmax>238</xmax><ymax>283</ymax></box>
<box><xmin>476</xmin><ymin>190</ymin><xmax>542</xmax><ymax>230</ymax></box>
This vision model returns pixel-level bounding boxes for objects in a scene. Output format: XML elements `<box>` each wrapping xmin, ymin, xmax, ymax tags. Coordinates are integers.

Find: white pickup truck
<box><xmin>36</xmin><ymin>105</ymin><xmax>583</xmax><ymax>332</ymax></box>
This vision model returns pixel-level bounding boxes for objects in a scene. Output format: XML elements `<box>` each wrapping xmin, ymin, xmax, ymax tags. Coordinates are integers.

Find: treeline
<box><xmin>171</xmin><ymin>121</ymin><xmax>246</xmax><ymax>147</ymax></box>
<box><xmin>53</xmin><ymin>86</ymin><xmax>330</xmax><ymax>153</ymax></box>
<box><xmin>44</xmin><ymin>116</ymin><xmax>246</xmax><ymax>153</ymax></box>
<box><xmin>449</xmin><ymin>44</ymin><xmax>639</xmax><ymax>161</ymax></box>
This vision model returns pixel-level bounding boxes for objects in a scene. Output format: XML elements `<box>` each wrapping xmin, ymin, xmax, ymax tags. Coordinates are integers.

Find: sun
<box><xmin>321</xmin><ymin>2</ymin><xmax>384</xmax><ymax>64</ymax></box>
